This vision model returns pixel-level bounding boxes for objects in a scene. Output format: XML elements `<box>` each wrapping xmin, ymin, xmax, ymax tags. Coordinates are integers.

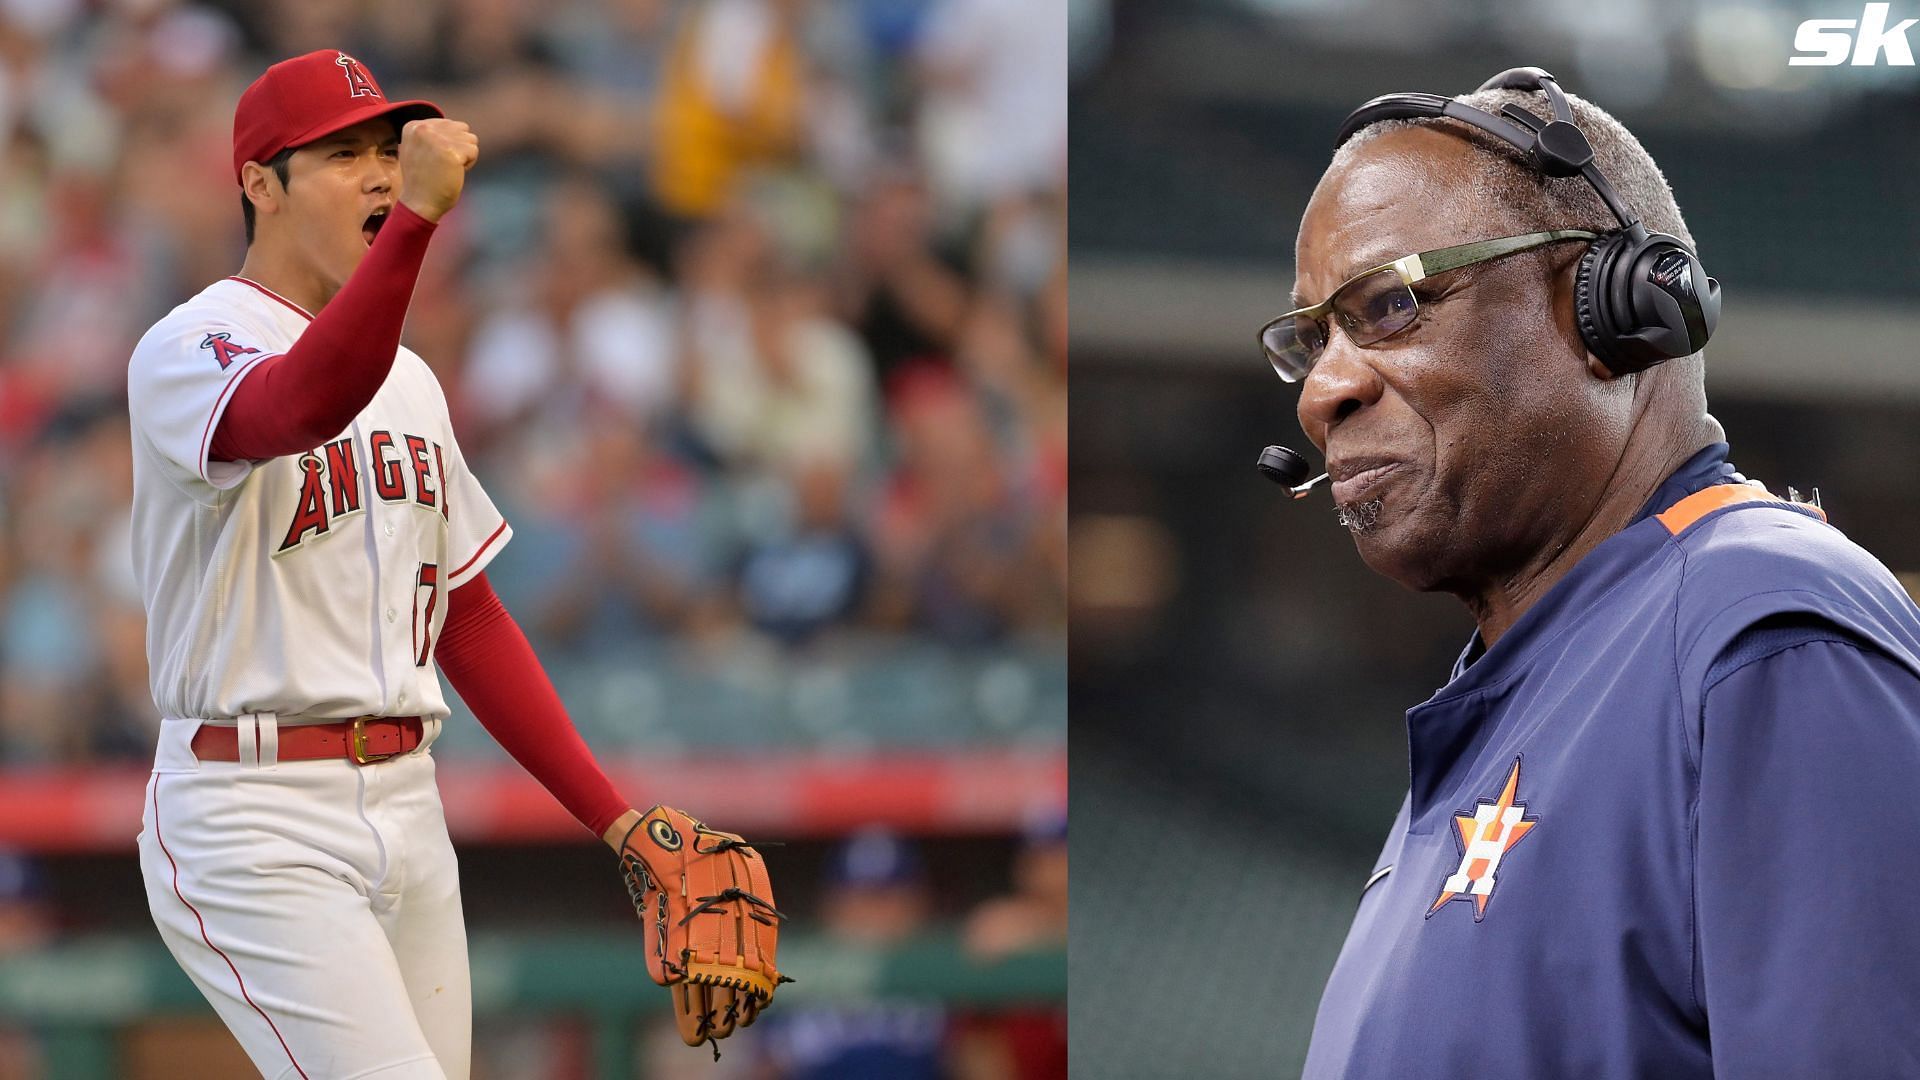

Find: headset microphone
<box><xmin>1257</xmin><ymin>445</ymin><xmax>1330</xmax><ymax>499</ymax></box>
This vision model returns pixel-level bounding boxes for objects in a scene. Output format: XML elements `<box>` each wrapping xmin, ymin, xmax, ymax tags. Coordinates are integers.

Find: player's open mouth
<box><xmin>362</xmin><ymin>208</ymin><xmax>389</xmax><ymax>247</ymax></box>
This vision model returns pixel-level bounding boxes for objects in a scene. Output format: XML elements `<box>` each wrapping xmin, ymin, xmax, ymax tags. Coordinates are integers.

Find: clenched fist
<box><xmin>398</xmin><ymin>118</ymin><xmax>479</xmax><ymax>223</ymax></box>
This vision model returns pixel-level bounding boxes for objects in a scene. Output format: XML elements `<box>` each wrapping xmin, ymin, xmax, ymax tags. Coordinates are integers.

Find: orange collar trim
<box><xmin>1655</xmin><ymin>483</ymin><xmax>1828</xmax><ymax>537</ymax></box>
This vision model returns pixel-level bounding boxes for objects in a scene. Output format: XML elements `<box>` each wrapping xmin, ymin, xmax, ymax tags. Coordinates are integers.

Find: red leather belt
<box><xmin>191</xmin><ymin>716</ymin><xmax>425</xmax><ymax>765</ymax></box>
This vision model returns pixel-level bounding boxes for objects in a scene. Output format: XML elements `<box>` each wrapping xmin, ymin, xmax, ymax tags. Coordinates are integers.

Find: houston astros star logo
<box><xmin>1427</xmin><ymin>755</ymin><xmax>1539</xmax><ymax>922</ymax></box>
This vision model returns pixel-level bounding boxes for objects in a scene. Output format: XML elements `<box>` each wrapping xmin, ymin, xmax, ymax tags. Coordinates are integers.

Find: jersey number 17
<box><xmin>413</xmin><ymin>562</ymin><xmax>438</xmax><ymax>667</ymax></box>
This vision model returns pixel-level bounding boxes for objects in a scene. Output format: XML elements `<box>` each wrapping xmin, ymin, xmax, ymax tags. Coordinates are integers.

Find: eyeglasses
<box><xmin>1259</xmin><ymin>229</ymin><xmax>1599</xmax><ymax>383</ymax></box>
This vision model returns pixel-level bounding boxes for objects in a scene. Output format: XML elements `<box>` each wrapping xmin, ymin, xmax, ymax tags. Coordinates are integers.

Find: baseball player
<box><xmin>1263</xmin><ymin>70</ymin><xmax>1920</xmax><ymax>1076</ymax></box>
<box><xmin>127</xmin><ymin>51</ymin><xmax>784</xmax><ymax>1079</ymax></box>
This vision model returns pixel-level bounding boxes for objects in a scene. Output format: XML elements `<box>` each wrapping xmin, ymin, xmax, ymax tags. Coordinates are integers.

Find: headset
<box><xmin>1334</xmin><ymin>66</ymin><xmax>1720</xmax><ymax>378</ymax></box>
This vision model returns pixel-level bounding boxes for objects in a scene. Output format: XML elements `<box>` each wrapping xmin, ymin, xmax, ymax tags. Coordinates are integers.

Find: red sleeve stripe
<box><xmin>225</xmin><ymin>276</ymin><xmax>314</xmax><ymax>321</ymax></box>
<box><xmin>152</xmin><ymin>779</ymin><xmax>310</xmax><ymax>1079</ymax></box>
<box><xmin>449</xmin><ymin>520</ymin><xmax>508</xmax><ymax>580</ymax></box>
<box><xmin>197</xmin><ymin>351</ymin><xmax>279</xmax><ymax>482</ymax></box>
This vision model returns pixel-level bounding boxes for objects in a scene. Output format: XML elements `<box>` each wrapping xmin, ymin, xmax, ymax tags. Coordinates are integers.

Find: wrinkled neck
<box><xmin>1464</xmin><ymin>412</ymin><xmax>1723</xmax><ymax>648</ymax></box>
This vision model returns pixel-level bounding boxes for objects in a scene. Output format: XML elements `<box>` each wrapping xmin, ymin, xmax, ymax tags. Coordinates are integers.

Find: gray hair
<box><xmin>1331</xmin><ymin>88</ymin><xmax>1696</xmax><ymax>253</ymax></box>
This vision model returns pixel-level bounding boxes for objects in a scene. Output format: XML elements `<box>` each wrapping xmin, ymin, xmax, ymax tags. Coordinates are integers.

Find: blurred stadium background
<box><xmin>0</xmin><ymin>0</ymin><xmax>1065</xmax><ymax>1077</ymax></box>
<box><xmin>1070</xmin><ymin>1</ymin><xmax>1920</xmax><ymax>1077</ymax></box>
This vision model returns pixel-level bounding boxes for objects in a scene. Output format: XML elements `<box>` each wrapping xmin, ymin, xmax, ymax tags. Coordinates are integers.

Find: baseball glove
<box><xmin>618</xmin><ymin>805</ymin><xmax>790</xmax><ymax>1054</ymax></box>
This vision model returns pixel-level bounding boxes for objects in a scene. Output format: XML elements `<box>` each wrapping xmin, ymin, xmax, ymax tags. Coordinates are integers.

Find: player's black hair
<box><xmin>240</xmin><ymin>147</ymin><xmax>297</xmax><ymax>246</ymax></box>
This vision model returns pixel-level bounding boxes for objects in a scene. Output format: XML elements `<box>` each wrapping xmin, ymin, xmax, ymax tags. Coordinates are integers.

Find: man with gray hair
<box><xmin>1266</xmin><ymin>70</ymin><xmax>1920</xmax><ymax>1077</ymax></box>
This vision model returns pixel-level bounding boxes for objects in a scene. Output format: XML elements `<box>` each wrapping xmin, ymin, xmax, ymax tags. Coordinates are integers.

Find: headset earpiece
<box><xmin>1573</xmin><ymin>238</ymin><xmax>1611</xmax><ymax>368</ymax></box>
<box><xmin>1573</xmin><ymin>229</ymin><xmax>1721</xmax><ymax>377</ymax></box>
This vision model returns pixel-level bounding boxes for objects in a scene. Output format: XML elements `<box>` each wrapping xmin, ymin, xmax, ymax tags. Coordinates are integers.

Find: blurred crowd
<box><xmin>0</xmin><ymin>0</ymin><xmax>1068</xmax><ymax>762</ymax></box>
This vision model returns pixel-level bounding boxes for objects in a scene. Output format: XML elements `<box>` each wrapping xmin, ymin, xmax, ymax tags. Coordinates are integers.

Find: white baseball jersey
<box><xmin>126</xmin><ymin>276</ymin><xmax>512</xmax><ymax>723</ymax></box>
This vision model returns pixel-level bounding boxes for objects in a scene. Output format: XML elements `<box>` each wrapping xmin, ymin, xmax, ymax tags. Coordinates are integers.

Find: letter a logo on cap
<box><xmin>336</xmin><ymin>53</ymin><xmax>380</xmax><ymax>100</ymax></box>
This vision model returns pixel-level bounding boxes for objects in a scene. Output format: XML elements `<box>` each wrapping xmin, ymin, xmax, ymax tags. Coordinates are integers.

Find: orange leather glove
<box><xmin>618</xmin><ymin>805</ymin><xmax>789</xmax><ymax>1054</ymax></box>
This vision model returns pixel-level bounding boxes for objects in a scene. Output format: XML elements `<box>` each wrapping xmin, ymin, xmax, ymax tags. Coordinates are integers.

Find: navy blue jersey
<box><xmin>1303</xmin><ymin>445</ymin><xmax>1920</xmax><ymax>1079</ymax></box>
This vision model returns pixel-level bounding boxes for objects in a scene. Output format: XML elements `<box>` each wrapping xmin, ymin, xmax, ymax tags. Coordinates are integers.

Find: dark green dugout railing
<box><xmin>0</xmin><ymin>930</ymin><xmax>1066</xmax><ymax>1078</ymax></box>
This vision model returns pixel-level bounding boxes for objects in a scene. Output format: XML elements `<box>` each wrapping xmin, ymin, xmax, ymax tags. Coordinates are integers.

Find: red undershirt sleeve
<box><xmin>434</xmin><ymin>571</ymin><xmax>632</xmax><ymax>839</ymax></box>
<box><xmin>210</xmin><ymin>201</ymin><xmax>438</xmax><ymax>461</ymax></box>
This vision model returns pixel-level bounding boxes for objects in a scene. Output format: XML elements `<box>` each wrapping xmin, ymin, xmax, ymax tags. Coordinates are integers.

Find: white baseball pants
<box><xmin>136</xmin><ymin>715</ymin><xmax>471</xmax><ymax>1079</ymax></box>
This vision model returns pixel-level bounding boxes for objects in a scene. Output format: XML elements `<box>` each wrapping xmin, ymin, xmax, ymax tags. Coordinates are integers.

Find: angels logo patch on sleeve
<box><xmin>200</xmin><ymin>331</ymin><xmax>261</xmax><ymax>370</ymax></box>
<box><xmin>1427</xmin><ymin>755</ymin><xmax>1540</xmax><ymax>922</ymax></box>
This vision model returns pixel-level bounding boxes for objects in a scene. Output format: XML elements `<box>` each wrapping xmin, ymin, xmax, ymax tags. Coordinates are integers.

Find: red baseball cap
<box><xmin>232</xmin><ymin>50</ymin><xmax>442</xmax><ymax>185</ymax></box>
